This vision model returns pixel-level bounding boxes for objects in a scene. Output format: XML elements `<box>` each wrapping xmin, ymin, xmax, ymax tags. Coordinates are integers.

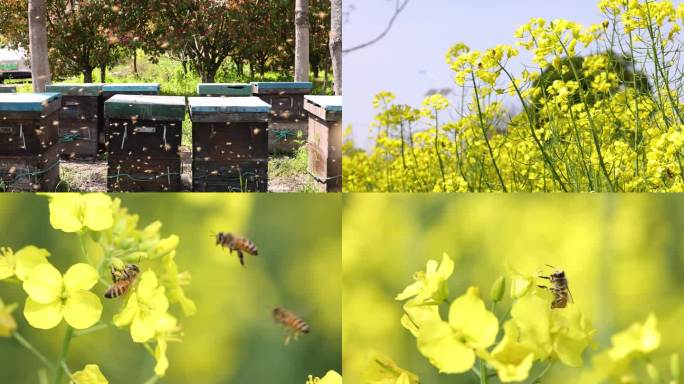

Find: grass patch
<box><xmin>268</xmin><ymin>143</ymin><xmax>317</xmax><ymax>192</ymax></box>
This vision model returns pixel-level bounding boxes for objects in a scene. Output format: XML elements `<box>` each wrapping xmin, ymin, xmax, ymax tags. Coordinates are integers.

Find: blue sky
<box><xmin>344</xmin><ymin>0</ymin><xmax>682</xmax><ymax>148</ymax></box>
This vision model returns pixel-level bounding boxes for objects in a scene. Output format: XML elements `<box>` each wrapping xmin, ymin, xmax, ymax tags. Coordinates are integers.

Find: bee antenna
<box><xmin>545</xmin><ymin>264</ymin><xmax>557</xmax><ymax>270</ymax></box>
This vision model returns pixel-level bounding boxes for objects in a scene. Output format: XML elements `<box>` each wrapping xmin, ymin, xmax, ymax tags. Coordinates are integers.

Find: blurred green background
<box><xmin>0</xmin><ymin>193</ymin><xmax>341</xmax><ymax>384</ymax></box>
<box><xmin>343</xmin><ymin>194</ymin><xmax>684</xmax><ymax>383</ymax></box>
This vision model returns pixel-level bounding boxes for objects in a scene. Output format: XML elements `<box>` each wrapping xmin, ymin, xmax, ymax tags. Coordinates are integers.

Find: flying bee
<box><xmin>273</xmin><ymin>307</ymin><xmax>310</xmax><ymax>345</ymax></box>
<box><xmin>104</xmin><ymin>263</ymin><xmax>140</xmax><ymax>299</ymax></box>
<box><xmin>214</xmin><ymin>232</ymin><xmax>258</xmax><ymax>267</ymax></box>
<box><xmin>537</xmin><ymin>265</ymin><xmax>573</xmax><ymax>309</ymax></box>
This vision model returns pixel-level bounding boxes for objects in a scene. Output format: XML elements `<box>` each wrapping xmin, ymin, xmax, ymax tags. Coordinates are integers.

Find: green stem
<box><xmin>77</xmin><ymin>233</ymin><xmax>91</xmax><ymax>265</ymax></box>
<box><xmin>53</xmin><ymin>326</ymin><xmax>74</xmax><ymax>384</ymax></box>
<box><xmin>479</xmin><ymin>358</ymin><xmax>489</xmax><ymax>384</ymax></box>
<box><xmin>13</xmin><ymin>332</ymin><xmax>52</xmax><ymax>368</ymax></box>
<box><xmin>143</xmin><ymin>375</ymin><xmax>160</xmax><ymax>384</ymax></box>
<box><xmin>471</xmin><ymin>75</ymin><xmax>507</xmax><ymax>191</ymax></box>
<box><xmin>73</xmin><ymin>322</ymin><xmax>109</xmax><ymax>337</ymax></box>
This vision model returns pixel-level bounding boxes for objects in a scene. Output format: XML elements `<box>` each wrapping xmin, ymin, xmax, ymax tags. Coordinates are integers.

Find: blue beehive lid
<box><xmin>0</xmin><ymin>93</ymin><xmax>61</xmax><ymax>113</ymax></box>
<box><xmin>46</xmin><ymin>83</ymin><xmax>103</xmax><ymax>96</ymax></box>
<box><xmin>105</xmin><ymin>95</ymin><xmax>186</xmax><ymax>121</ymax></box>
<box><xmin>304</xmin><ymin>95</ymin><xmax>342</xmax><ymax>112</ymax></box>
<box><xmin>197</xmin><ymin>83</ymin><xmax>252</xmax><ymax>96</ymax></box>
<box><xmin>188</xmin><ymin>96</ymin><xmax>270</xmax><ymax>123</ymax></box>
<box><xmin>251</xmin><ymin>81</ymin><xmax>313</xmax><ymax>90</ymax></box>
<box><xmin>102</xmin><ymin>83</ymin><xmax>160</xmax><ymax>93</ymax></box>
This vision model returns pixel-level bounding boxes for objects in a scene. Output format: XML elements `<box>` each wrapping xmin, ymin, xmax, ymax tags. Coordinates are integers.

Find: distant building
<box><xmin>0</xmin><ymin>48</ymin><xmax>31</xmax><ymax>83</ymax></box>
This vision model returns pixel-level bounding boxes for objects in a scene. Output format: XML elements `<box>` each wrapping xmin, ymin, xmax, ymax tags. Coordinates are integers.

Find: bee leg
<box><xmin>238</xmin><ymin>250</ymin><xmax>245</xmax><ymax>267</ymax></box>
<box><xmin>538</xmin><ymin>275</ymin><xmax>550</xmax><ymax>280</ymax></box>
<box><xmin>537</xmin><ymin>285</ymin><xmax>550</xmax><ymax>289</ymax></box>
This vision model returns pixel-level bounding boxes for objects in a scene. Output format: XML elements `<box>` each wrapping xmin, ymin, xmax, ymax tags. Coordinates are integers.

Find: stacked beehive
<box><xmin>101</xmin><ymin>83</ymin><xmax>160</xmax><ymax>148</ymax></box>
<box><xmin>45</xmin><ymin>83</ymin><xmax>103</xmax><ymax>159</ymax></box>
<box><xmin>0</xmin><ymin>93</ymin><xmax>62</xmax><ymax>191</ymax></box>
<box><xmin>251</xmin><ymin>82</ymin><xmax>313</xmax><ymax>154</ymax></box>
<box><xmin>104</xmin><ymin>95</ymin><xmax>185</xmax><ymax>192</ymax></box>
<box><xmin>304</xmin><ymin>95</ymin><xmax>343</xmax><ymax>192</ymax></box>
<box><xmin>188</xmin><ymin>96</ymin><xmax>270</xmax><ymax>192</ymax></box>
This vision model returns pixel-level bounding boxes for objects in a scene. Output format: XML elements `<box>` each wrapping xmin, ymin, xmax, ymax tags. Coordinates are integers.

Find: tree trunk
<box><xmin>330</xmin><ymin>0</ymin><xmax>342</xmax><ymax>95</ymax></box>
<box><xmin>181</xmin><ymin>60</ymin><xmax>188</xmax><ymax>75</ymax></box>
<box><xmin>294</xmin><ymin>0</ymin><xmax>310</xmax><ymax>82</ymax></box>
<box><xmin>100</xmin><ymin>63</ymin><xmax>106</xmax><ymax>83</ymax></box>
<box><xmin>83</xmin><ymin>68</ymin><xmax>93</xmax><ymax>83</ymax></box>
<box><xmin>28</xmin><ymin>0</ymin><xmax>51</xmax><ymax>92</ymax></box>
<box><xmin>133</xmin><ymin>51</ymin><xmax>138</xmax><ymax>73</ymax></box>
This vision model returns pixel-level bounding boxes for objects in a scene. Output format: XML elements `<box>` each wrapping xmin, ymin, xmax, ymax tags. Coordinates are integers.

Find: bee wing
<box><xmin>568</xmin><ymin>287</ymin><xmax>575</xmax><ymax>303</ymax></box>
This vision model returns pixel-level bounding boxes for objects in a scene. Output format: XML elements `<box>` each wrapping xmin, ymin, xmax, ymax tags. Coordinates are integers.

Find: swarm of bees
<box><xmin>214</xmin><ymin>232</ymin><xmax>258</xmax><ymax>267</ymax></box>
<box><xmin>537</xmin><ymin>265</ymin><xmax>573</xmax><ymax>309</ymax></box>
<box><xmin>273</xmin><ymin>307</ymin><xmax>310</xmax><ymax>345</ymax></box>
<box><xmin>104</xmin><ymin>263</ymin><xmax>140</xmax><ymax>299</ymax></box>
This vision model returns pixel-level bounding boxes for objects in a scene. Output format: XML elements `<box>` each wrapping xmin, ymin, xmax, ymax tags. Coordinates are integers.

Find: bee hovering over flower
<box><xmin>273</xmin><ymin>307</ymin><xmax>310</xmax><ymax>345</ymax></box>
<box><xmin>104</xmin><ymin>263</ymin><xmax>140</xmax><ymax>299</ymax></box>
<box><xmin>214</xmin><ymin>232</ymin><xmax>258</xmax><ymax>267</ymax></box>
<box><xmin>537</xmin><ymin>265</ymin><xmax>573</xmax><ymax>309</ymax></box>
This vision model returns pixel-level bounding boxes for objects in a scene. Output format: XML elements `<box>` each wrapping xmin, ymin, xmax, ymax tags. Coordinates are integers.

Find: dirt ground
<box><xmin>59</xmin><ymin>156</ymin><xmax>311</xmax><ymax>193</ymax></box>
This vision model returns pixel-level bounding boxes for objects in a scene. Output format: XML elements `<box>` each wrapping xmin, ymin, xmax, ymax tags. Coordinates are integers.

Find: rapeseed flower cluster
<box><xmin>344</xmin><ymin>0</ymin><xmax>684</xmax><ymax>192</ymax></box>
<box><xmin>0</xmin><ymin>193</ymin><xmax>195</xmax><ymax>381</ymax></box>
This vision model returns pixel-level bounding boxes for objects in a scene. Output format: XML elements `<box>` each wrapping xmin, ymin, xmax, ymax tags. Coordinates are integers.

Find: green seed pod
<box><xmin>671</xmin><ymin>353</ymin><xmax>680</xmax><ymax>381</ymax></box>
<box><xmin>646</xmin><ymin>363</ymin><xmax>662</xmax><ymax>383</ymax></box>
<box><xmin>490</xmin><ymin>276</ymin><xmax>506</xmax><ymax>303</ymax></box>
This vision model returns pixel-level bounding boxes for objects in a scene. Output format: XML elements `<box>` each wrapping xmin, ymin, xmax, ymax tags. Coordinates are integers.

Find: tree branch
<box><xmin>342</xmin><ymin>0</ymin><xmax>409</xmax><ymax>54</ymax></box>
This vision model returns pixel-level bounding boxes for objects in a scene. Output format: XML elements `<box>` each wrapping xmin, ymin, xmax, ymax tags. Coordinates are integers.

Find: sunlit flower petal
<box><xmin>63</xmin><ymin>290</ymin><xmax>102</xmax><ymax>330</ymax></box>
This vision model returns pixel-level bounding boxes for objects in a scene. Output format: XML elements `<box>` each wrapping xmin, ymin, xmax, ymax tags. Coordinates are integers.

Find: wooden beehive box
<box><xmin>0</xmin><ymin>144</ymin><xmax>60</xmax><ymax>192</ymax></box>
<box><xmin>102</xmin><ymin>83</ymin><xmax>160</xmax><ymax>100</ymax></box>
<box><xmin>0</xmin><ymin>85</ymin><xmax>16</xmax><ymax>93</ymax></box>
<box><xmin>188</xmin><ymin>96</ymin><xmax>270</xmax><ymax>192</ymax></box>
<box><xmin>105</xmin><ymin>95</ymin><xmax>185</xmax><ymax>192</ymax></box>
<box><xmin>46</xmin><ymin>83</ymin><xmax>103</xmax><ymax>158</ymax></box>
<box><xmin>304</xmin><ymin>95</ymin><xmax>342</xmax><ymax>192</ymax></box>
<box><xmin>197</xmin><ymin>83</ymin><xmax>252</xmax><ymax>97</ymax></box>
<box><xmin>251</xmin><ymin>82</ymin><xmax>313</xmax><ymax>154</ymax></box>
<box><xmin>0</xmin><ymin>93</ymin><xmax>61</xmax><ymax>155</ymax></box>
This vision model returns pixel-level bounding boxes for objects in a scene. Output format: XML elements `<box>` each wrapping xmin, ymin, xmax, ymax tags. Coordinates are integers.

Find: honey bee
<box><xmin>215</xmin><ymin>232</ymin><xmax>258</xmax><ymax>267</ymax></box>
<box><xmin>273</xmin><ymin>307</ymin><xmax>310</xmax><ymax>345</ymax></box>
<box><xmin>104</xmin><ymin>264</ymin><xmax>140</xmax><ymax>299</ymax></box>
<box><xmin>537</xmin><ymin>265</ymin><xmax>573</xmax><ymax>309</ymax></box>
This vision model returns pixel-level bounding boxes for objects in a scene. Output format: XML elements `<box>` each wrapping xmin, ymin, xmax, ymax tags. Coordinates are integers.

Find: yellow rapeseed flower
<box><xmin>113</xmin><ymin>270</ymin><xmax>169</xmax><ymax>343</ymax></box>
<box><xmin>70</xmin><ymin>364</ymin><xmax>108</xmax><ymax>384</ymax></box>
<box><xmin>0</xmin><ymin>246</ymin><xmax>50</xmax><ymax>281</ymax></box>
<box><xmin>396</xmin><ymin>253</ymin><xmax>454</xmax><ymax>304</ymax></box>
<box><xmin>22</xmin><ymin>263</ymin><xmax>102</xmax><ymax>330</ymax></box>
<box><xmin>306</xmin><ymin>370</ymin><xmax>342</xmax><ymax>384</ymax></box>
<box><xmin>153</xmin><ymin>313</ymin><xmax>182</xmax><ymax>377</ymax></box>
<box><xmin>485</xmin><ymin>321</ymin><xmax>535</xmax><ymax>382</ymax></box>
<box><xmin>416</xmin><ymin>287</ymin><xmax>498</xmax><ymax>374</ymax></box>
<box><xmin>45</xmin><ymin>193</ymin><xmax>114</xmax><ymax>233</ymax></box>
<box><xmin>363</xmin><ymin>352</ymin><xmax>419</xmax><ymax>384</ymax></box>
<box><xmin>608</xmin><ymin>313</ymin><xmax>660</xmax><ymax>360</ymax></box>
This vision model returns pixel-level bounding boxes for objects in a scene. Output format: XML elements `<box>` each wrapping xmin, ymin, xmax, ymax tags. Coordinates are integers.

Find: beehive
<box><xmin>188</xmin><ymin>96</ymin><xmax>270</xmax><ymax>192</ymax></box>
<box><xmin>46</xmin><ymin>83</ymin><xmax>103</xmax><ymax>158</ymax></box>
<box><xmin>251</xmin><ymin>82</ymin><xmax>313</xmax><ymax>153</ymax></box>
<box><xmin>104</xmin><ymin>95</ymin><xmax>185</xmax><ymax>192</ymax></box>
<box><xmin>0</xmin><ymin>93</ymin><xmax>62</xmax><ymax>191</ymax></box>
<box><xmin>304</xmin><ymin>95</ymin><xmax>342</xmax><ymax>192</ymax></box>
<box><xmin>197</xmin><ymin>83</ymin><xmax>252</xmax><ymax>97</ymax></box>
<box><xmin>102</xmin><ymin>83</ymin><xmax>160</xmax><ymax>100</ymax></box>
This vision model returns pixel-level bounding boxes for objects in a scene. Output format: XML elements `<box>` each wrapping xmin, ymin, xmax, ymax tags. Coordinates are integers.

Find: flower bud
<box><xmin>490</xmin><ymin>276</ymin><xmax>506</xmax><ymax>303</ymax></box>
<box><xmin>0</xmin><ymin>299</ymin><xmax>17</xmax><ymax>337</ymax></box>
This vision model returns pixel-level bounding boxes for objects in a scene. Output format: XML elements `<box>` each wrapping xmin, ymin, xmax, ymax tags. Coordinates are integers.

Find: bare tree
<box><xmin>343</xmin><ymin>0</ymin><xmax>409</xmax><ymax>54</ymax></box>
<box><xmin>28</xmin><ymin>0</ymin><xmax>51</xmax><ymax>92</ymax></box>
<box><xmin>330</xmin><ymin>0</ymin><xmax>342</xmax><ymax>95</ymax></box>
<box><xmin>294</xmin><ymin>0</ymin><xmax>310</xmax><ymax>82</ymax></box>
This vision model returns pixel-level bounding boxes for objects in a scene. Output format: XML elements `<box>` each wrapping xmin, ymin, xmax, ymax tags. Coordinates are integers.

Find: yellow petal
<box><xmin>48</xmin><ymin>194</ymin><xmax>83</xmax><ymax>232</ymax></box>
<box><xmin>436</xmin><ymin>253</ymin><xmax>454</xmax><ymax>279</ymax></box>
<box><xmin>131</xmin><ymin>316</ymin><xmax>156</xmax><ymax>343</ymax></box>
<box><xmin>71</xmin><ymin>364</ymin><xmax>109</xmax><ymax>384</ymax></box>
<box><xmin>0</xmin><ymin>256</ymin><xmax>13</xmax><ymax>279</ymax></box>
<box><xmin>137</xmin><ymin>270</ymin><xmax>159</xmax><ymax>298</ymax></box>
<box><xmin>401</xmin><ymin>300</ymin><xmax>441</xmax><ymax>337</ymax></box>
<box><xmin>448</xmin><ymin>287</ymin><xmax>498</xmax><ymax>349</ymax></box>
<box><xmin>319</xmin><ymin>370</ymin><xmax>342</xmax><ymax>384</ymax></box>
<box><xmin>64</xmin><ymin>263</ymin><xmax>99</xmax><ymax>292</ymax></box>
<box><xmin>14</xmin><ymin>246</ymin><xmax>50</xmax><ymax>281</ymax></box>
<box><xmin>24</xmin><ymin>298</ymin><xmax>63</xmax><ymax>329</ymax></box>
<box><xmin>63</xmin><ymin>290</ymin><xmax>102</xmax><ymax>330</ymax></box>
<box><xmin>113</xmin><ymin>293</ymin><xmax>139</xmax><ymax>327</ymax></box>
<box><xmin>81</xmin><ymin>194</ymin><xmax>113</xmax><ymax>231</ymax></box>
<box><xmin>23</xmin><ymin>263</ymin><xmax>63</xmax><ymax>304</ymax></box>
<box><xmin>417</xmin><ymin>320</ymin><xmax>475</xmax><ymax>374</ymax></box>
